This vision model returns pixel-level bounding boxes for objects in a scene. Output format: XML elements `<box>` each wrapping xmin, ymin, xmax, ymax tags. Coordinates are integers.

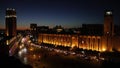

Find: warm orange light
<box><xmin>38</xmin><ymin>55</ymin><xmax>41</xmax><ymax>58</ymax></box>
<box><xmin>102</xmin><ymin>48</ymin><xmax>106</xmax><ymax>51</ymax></box>
<box><xmin>28</xmin><ymin>40</ymin><xmax>31</xmax><ymax>43</ymax></box>
<box><xmin>30</xmin><ymin>47</ymin><xmax>34</xmax><ymax>51</ymax></box>
<box><xmin>7</xmin><ymin>33</ymin><xmax>9</xmax><ymax>36</ymax></box>
<box><xmin>118</xmin><ymin>49</ymin><xmax>120</xmax><ymax>51</ymax></box>
<box><xmin>33</xmin><ymin>54</ymin><xmax>36</xmax><ymax>59</ymax></box>
<box><xmin>6</xmin><ymin>40</ymin><xmax>9</xmax><ymax>45</ymax></box>
<box><xmin>72</xmin><ymin>44</ymin><xmax>76</xmax><ymax>48</ymax></box>
<box><xmin>19</xmin><ymin>45</ymin><xmax>22</xmax><ymax>49</ymax></box>
<box><xmin>82</xmin><ymin>40</ymin><xmax>84</xmax><ymax>44</ymax></box>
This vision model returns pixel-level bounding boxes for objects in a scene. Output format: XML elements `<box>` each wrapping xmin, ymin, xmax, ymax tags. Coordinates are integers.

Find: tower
<box><xmin>30</xmin><ymin>24</ymin><xmax>37</xmax><ymax>42</ymax></box>
<box><xmin>104</xmin><ymin>10</ymin><xmax>114</xmax><ymax>36</ymax></box>
<box><xmin>104</xmin><ymin>10</ymin><xmax>114</xmax><ymax>51</ymax></box>
<box><xmin>5</xmin><ymin>8</ymin><xmax>17</xmax><ymax>37</ymax></box>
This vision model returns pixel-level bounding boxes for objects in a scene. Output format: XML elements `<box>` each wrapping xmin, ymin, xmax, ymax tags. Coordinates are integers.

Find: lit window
<box><xmin>6</xmin><ymin>40</ymin><xmax>9</xmax><ymax>45</ymax></box>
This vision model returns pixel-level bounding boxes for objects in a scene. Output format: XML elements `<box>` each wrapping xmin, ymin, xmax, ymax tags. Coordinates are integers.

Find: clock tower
<box><xmin>103</xmin><ymin>10</ymin><xmax>114</xmax><ymax>51</ymax></box>
<box><xmin>104</xmin><ymin>10</ymin><xmax>114</xmax><ymax>36</ymax></box>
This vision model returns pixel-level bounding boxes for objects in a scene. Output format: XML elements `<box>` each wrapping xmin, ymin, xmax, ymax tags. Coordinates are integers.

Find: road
<box><xmin>12</xmin><ymin>35</ymin><xmax>120</xmax><ymax>68</ymax></box>
<box><xmin>16</xmin><ymin>42</ymin><xmax>103</xmax><ymax>68</ymax></box>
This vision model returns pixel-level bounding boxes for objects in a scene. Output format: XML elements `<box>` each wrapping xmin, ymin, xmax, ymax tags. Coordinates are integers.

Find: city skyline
<box><xmin>0</xmin><ymin>0</ymin><xmax>120</xmax><ymax>30</ymax></box>
<box><xmin>1</xmin><ymin>0</ymin><xmax>120</xmax><ymax>67</ymax></box>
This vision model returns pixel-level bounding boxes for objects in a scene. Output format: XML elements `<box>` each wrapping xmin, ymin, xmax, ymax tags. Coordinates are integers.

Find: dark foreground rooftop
<box><xmin>0</xmin><ymin>55</ymin><xmax>32</xmax><ymax>68</ymax></box>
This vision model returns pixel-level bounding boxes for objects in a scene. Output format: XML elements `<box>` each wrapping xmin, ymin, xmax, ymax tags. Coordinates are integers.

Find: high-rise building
<box><xmin>30</xmin><ymin>24</ymin><xmax>37</xmax><ymax>31</ymax></box>
<box><xmin>103</xmin><ymin>10</ymin><xmax>114</xmax><ymax>51</ymax></box>
<box><xmin>5</xmin><ymin>8</ymin><xmax>17</xmax><ymax>37</ymax></box>
<box><xmin>30</xmin><ymin>24</ymin><xmax>37</xmax><ymax>42</ymax></box>
<box><xmin>104</xmin><ymin>10</ymin><xmax>114</xmax><ymax>36</ymax></box>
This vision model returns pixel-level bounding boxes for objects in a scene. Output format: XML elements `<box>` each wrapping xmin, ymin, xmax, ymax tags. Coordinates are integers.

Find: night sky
<box><xmin>0</xmin><ymin>0</ymin><xmax>120</xmax><ymax>29</ymax></box>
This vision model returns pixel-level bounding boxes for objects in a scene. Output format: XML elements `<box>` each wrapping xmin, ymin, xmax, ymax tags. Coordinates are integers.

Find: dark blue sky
<box><xmin>0</xmin><ymin>0</ymin><xmax>120</xmax><ymax>29</ymax></box>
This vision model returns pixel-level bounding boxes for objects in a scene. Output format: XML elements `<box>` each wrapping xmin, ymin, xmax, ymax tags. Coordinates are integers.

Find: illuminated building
<box><xmin>104</xmin><ymin>10</ymin><xmax>114</xmax><ymax>36</ymax></box>
<box><xmin>38</xmin><ymin>10</ymin><xmax>120</xmax><ymax>52</ymax></box>
<box><xmin>5</xmin><ymin>8</ymin><xmax>17</xmax><ymax>37</ymax></box>
<box><xmin>103</xmin><ymin>10</ymin><xmax>114</xmax><ymax>51</ymax></box>
<box><xmin>38</xmin><ymin>33</ymin><xmax>104</xmax><ymax>51</ymax></box>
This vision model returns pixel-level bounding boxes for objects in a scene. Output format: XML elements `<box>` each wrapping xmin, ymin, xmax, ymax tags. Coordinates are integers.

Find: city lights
<box><xmin>0</xmin><ymin>0</ymin><xmax>120</xmax><ymax>68</ymax></box>
<box><xmin>102</xmin><ymin>48</ymin><xmax>106</xmax><ymax>52</ymax></box>
<box><xmin>6</xmin><ymin>40</ymin><xmax>9</xmax><ymax>45</ymax></box>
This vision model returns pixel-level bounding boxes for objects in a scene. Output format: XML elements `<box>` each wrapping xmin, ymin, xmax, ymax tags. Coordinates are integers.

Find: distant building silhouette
<box><xmin>37</xmin><ymin>26</ymin><xmax>49</xmax><ymax>33</ymax></box>
<box><xmin>5</xmin><ymin>8</ymin><xmax>17</xmax><ymax>37</ymax></box>
<box><xmin>30</xmin><ymin>24</ymin><xmax>37</xmax><ymax>31</ymax></box>
<box><xmin>30</xmin><ymin>24</ymin><xmax>37</xmax><ymax>42</ymax></box>
<box><xmin>81</xmin><ymin>24</ymin><xmax>103</xmax><ymax>35</ymax></box>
